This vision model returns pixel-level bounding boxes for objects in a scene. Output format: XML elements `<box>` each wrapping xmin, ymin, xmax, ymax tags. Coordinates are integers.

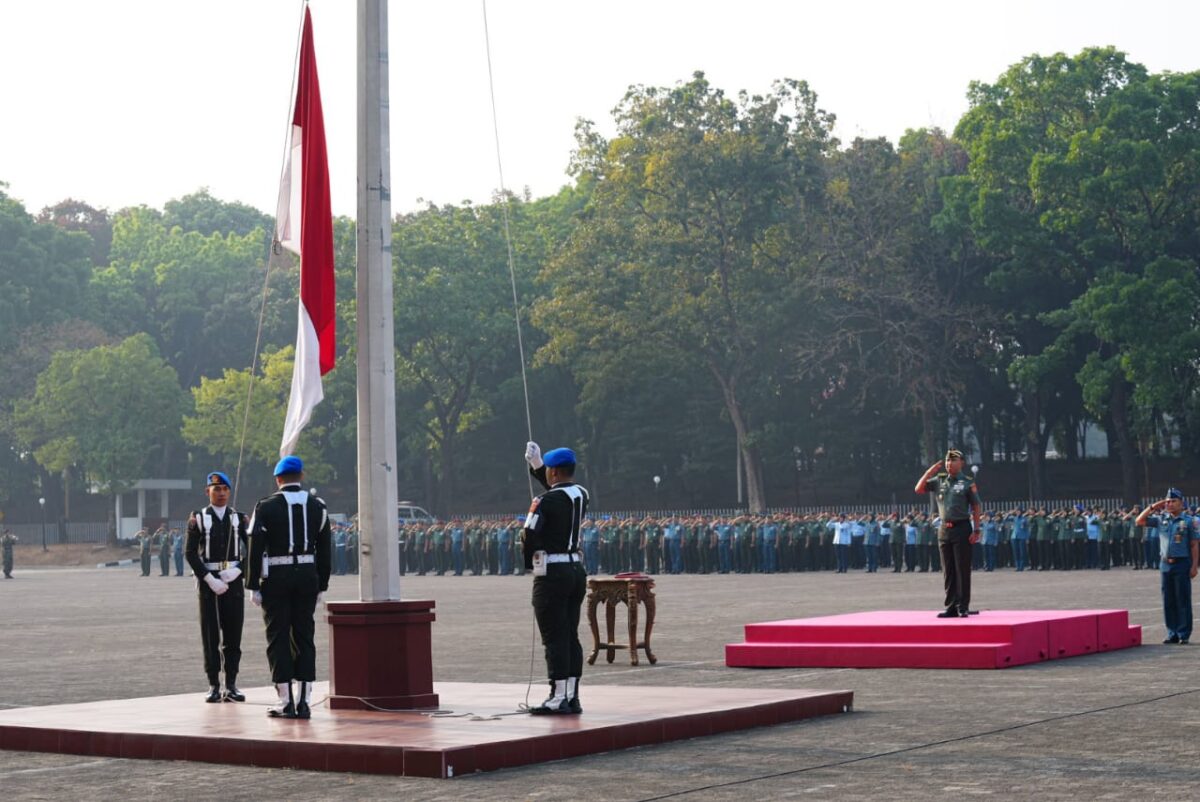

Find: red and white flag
<box><xmin>276</xmin><ymin>7</ymin><xmax>335</xmax><ymax>457</ymax></box>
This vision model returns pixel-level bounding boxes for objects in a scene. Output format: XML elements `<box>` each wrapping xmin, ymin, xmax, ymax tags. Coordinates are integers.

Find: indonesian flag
<box><xmin>277</xmin><ymin>7</ymin><xmax>335</xmax><ymax>457</ymax></box>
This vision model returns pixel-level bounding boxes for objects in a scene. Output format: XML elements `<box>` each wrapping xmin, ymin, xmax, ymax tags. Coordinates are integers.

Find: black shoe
<box><xmin>937</xmin><ymin>609</ymin><xmax>959</xmax><ymax>618</ymax></box>
<box><xmin>223</xmin><ymin>686</ymin><xmax>245</xmax><ymax>703</ymax></box>
<box><xmin>529</xmin><ymin>698</ymin><xmax>573</xmax><ymax>715</ymax></box>
<box><xmin>1163</xmin><ymin>635</ymin><xmax>1180</xmax><ymax>644</ymax></box>
<box><xmin>268</xmin><ymin>701</ymin><xmax>296</xmax><ymax>718</ymax></box>
<box><xmin>205</xmin><ymin>686</ymin><xmax>222</xmax><ymax>703</ymax></box>
<box><xmin>1180</xmin><ymin>639</ymin><xmax>1190</xmax><ymax>645</ymax></box>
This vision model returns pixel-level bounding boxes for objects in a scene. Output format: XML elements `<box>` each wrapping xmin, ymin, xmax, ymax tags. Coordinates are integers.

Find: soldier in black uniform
<box><xmin>185</xmin><ymin>471</ymin><xmax>249</xmax><ymax>703</ymax></box>
<box><xmin>245</xmin><ymin>455</ymin><xmax>332</xmax><ymax>720</ymax></box>
<box><xmin>522</xmin><ymin>442</ymin><xmax>588</xmax><ymax>715</ymax></box>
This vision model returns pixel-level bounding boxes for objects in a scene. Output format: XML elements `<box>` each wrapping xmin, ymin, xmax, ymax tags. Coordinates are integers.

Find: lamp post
<box><xmin>38</xmin><ymin>497</ymin><xmax>46</xmax><ymax>552</ymax></box>
<box><xmin>653</xmin><ymin>475</ymin><xmax>661</xmax><ymax>509</ymax></box>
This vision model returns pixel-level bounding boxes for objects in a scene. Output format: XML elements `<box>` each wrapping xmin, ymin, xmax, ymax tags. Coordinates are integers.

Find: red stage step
<box><xmin>0</xmin><ymin>682</ymin><xmax>853</xmax><ymax>778</ymax></box>
<box><xmin>726</xmin><ymin>610</ymin><xmax>1141</xmax><ymax>670</ymax></box>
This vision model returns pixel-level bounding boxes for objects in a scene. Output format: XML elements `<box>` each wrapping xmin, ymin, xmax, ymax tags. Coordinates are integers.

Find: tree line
<box><xmin>1</xmin><ymin>47</ymin><xmax>1197</xmax><ymax>521</ymax></box>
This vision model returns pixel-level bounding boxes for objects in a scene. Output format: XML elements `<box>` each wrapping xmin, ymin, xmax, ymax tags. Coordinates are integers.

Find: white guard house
<box><xmin>115</xmin><ymin>479</ymin><xmax>192</xmax><ymax>539</ymax></box>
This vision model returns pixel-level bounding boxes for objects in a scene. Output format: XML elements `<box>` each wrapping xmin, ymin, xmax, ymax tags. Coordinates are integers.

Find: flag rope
<box><xmin>232</xmin><ymin>0</ymin><xmax>309</xmax><ymax>508</ymax></box>
<box><xmin>481</xmin><ymin>0</ymin><xmax>536</xmax><ymax>502</ymax></box>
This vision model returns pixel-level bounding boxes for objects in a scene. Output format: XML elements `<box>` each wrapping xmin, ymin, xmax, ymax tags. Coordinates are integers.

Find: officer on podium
<box><xmin>246</xmin><ymin>455</ymin><xmax>332</xmax><ymax>719</ymax></box>
<box><xmin>185</xmin><ymin>471</ymin><xmax>249</xmax><ymax>703</ymax></box>
<box><xmin>523</xmin><ymin>442</ymin><xmax>589</xmax><ymax>715</ymax></box>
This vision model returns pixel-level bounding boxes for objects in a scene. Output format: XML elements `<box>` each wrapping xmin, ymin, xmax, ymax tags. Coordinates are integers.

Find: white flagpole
<box><xmin>356</xmin><ymin>0</ymin><xmax>401</xmax><ymax>601</ymax></box>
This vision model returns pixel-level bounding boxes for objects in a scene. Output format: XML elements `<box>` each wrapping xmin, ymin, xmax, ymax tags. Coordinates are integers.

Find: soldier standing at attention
<box><xmin>246</xmin><ymin>456</ymin><xmax>332</xmax><ymax>719</ymax></box>
<box><xmin>522</xmin><ymin>442</ymin><xmax>588</xmax><ymax>715</ymax></box>
<box><xmin>185</xmin><ymin>471</ymin><xmax>249</xmax><ymax>703</ymax></box>
<box><xmin>916</xmin><ymin>449</ymin><xmax>982</xmax><ymax>618</ymax></box>
<box><xmin>1136</xmin><ymin>488</ymin><xmax>1198</xmax><ymax>644</ymax></box>
<box><xmin>1</xmin><ymin>530</ymin><xmax>17</xmax><ymax>578</ymax></box>
<box><xmin>157</xmin><ymin>524</ymin><xmax>171</xmax><ymax>576</ymax></box>
<box><xmin>173</xmin><ymin>528</ymin><xmax>185</xmax><ymax>576</ymax></box>
<box><xmin>138</xmin><ymin>529</ymin><xmax>152</xmax><ymax>576</ymax></box>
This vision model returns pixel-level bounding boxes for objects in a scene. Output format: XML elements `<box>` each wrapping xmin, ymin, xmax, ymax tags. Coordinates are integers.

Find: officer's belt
<box><xmin>544</xmin><ymin>552</ymin><xmax>582</xmax><ymax>564</ymax></box>
<box><xmin>203</xmin><ymin>561</ymin><xmax>240</xmax><ymax>571</ymax></box>
<box><xmin>267</xmin><ymin>554</ymin><xmax>315</xmax><ymax>566</ymax></box>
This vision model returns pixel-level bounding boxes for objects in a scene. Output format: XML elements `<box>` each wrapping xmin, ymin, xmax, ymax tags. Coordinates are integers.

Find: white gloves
<box><xmin>316</xmin><ymin>592</ymin><xmax>324</xmax><ymax>606</ymax></box>
<box><xmin>218</xmin><ymin>566</ymin><xmax>242</xmax><ymax>583</ymax></box>
<box><xmin>203</xmin><ymin>574</ymin><xmax>229</xmax><ymax>595</ymax></box>
<box><xmin>252</xmin><ymin>591</ymin><xmax>263</xmax><ymax>607</ymax></box>
<box><xmin>525</xmin><ymin>441</ymin><xmax>543</xmax><ymax>470</ymax></box>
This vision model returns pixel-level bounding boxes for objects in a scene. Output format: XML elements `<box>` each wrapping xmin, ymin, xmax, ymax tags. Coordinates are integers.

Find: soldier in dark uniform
<box><xmin>522</xmin><ymin>442</ymin><xmax>588</xmax><ymax>715</ymax></box>
<box><xmin>1136</xmin><ymin>488</ymin><xmax>1199</xmax><ymax>644</ymax></box>
<box><xmin>156</xmin><ymin>525</ymin><xmax>171</xmax><ymax>576</ymax></box>
<box><xmin>246</xmin><ymin>456</ymin><xmax>332</xmax><ymax>719</ymax></box>
<box><xmin>138</xmin><ymin>529</ymin><xmax>152</xmax><ymax>576</ymax></box>
<box><xmin>916</xmin><ymin>449</ymin><xmax>982</xmax><ymax>618</ymax></box>
<box><xmin>185</xmin><ymin>471</ymin><xmax>249</xmax><ymax>703</ymax></box>
<box><xmin>1</xmin><ymin>530</ymin><xmax>17</xmax><ymax>578</ymax></box>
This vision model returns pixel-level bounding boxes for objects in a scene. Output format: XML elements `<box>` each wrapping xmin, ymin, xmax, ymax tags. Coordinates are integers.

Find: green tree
<box><xmin>13</xmin><ymin>334</ymin><xmax>187</xmax><ymax>507</ymax></box>
<box><xmin>538</xmin><ymin>73</ymin><xmax>836</xmax><ymax>512</ymax></box>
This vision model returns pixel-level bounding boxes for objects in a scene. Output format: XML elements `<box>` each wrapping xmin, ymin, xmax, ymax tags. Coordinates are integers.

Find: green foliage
<box><xmin>13</xmin><ymin>334</ymin><xmax>186</xmax><ymax>490</ymax></box>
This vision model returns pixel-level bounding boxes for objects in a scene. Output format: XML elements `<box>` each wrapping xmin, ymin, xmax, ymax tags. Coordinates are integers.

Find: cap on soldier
<box><xmin>206</xmin><ymin>471</ymin><xmax>231</xmax><ymax>488</ymax></box>
<box><xmin>543</xmin><ymin>447</ymin><xmax>576</xmax><ymax>467</ymax></box>
<box><xmin>1166</xmin><ymin>487</ymin><xmax>1184</xmax><ymax>500</ymax></box>
<box><xmin>945</xmin><ymin>449</ymin><xmax>964</xmax><ymax>461</ymax></box>
<box><xmin>274</xmin><ymin>455</ymin><xmax>304</xmax><ymax>476</ymax></box>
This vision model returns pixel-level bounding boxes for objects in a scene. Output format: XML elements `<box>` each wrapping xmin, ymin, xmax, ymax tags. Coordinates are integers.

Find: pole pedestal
<box><xmin>327</xmin><ymin>600</ymin><xmax>439</xmax><ymax>710</ymax></box>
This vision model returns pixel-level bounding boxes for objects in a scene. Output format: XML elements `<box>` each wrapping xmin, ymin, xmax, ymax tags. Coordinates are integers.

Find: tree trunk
<box><xmin>439</xmin><ymin>429</ymin><xmax>457</xmax><ymax>517</ymax></box>
<box><xmin>1109</xmin><ymin>378</ymin><xmax>1139</xmax><ymax>506</ymax></box>
<box><xmin>1022</xmin><ymin>391</ymin><xmax>1046</xmax><ymax>500</ymax></box>
<box><xmin>710</xmin><ymin>363</ymin><xmax>766</xmax><ymax>513</ymax></box>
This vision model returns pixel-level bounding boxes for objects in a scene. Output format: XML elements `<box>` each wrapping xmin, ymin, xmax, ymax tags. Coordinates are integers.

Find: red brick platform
<box><xmin>0</xmin><ymin>682</ymin><xmax>852</xmax><ymax>778</ymax></box>
<box><xmin>726</xmin><ymin>609</ymin><xmax>1142</xmax><ymax>670</ymax></box>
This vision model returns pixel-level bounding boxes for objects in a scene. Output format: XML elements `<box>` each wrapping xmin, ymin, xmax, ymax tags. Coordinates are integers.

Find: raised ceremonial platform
<box><xmin>0</xmin><ymin>681</ymin><xmax>852</xmax><ymax>778</ymax></box>
<box><xmin>726</xmin><ymin>609</ymin><xmax>1142</xmax><ymax>670</ymax></box>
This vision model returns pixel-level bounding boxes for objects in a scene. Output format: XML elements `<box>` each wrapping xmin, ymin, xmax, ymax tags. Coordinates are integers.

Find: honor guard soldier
<box><xmin>246</xmin><ymin>456</ymin><xmax>332</xmax><ymax>719</ymax></box>
<box><xmin>522</xmin><ymin>442</ymin><xmax>588</xmax><ymax>715</ymax></box>
<box><xmin>916</xmin><ymin>449</ymin><xmax>982</xmax><ymax>618</ymax></box>
<box><xmin>1136</xmin><ymin>488</ymin><xmax>1199</xmax><ymax>644</ymax></box>
<box><xmin>185</xmin><ymin>472</ymin><xmax>249</xmax><ymax>702</ymax></box>
<box><xmin>1</xmin><ymin>530</ymin><xmax>17</xmax><ymax>578</ymax></box>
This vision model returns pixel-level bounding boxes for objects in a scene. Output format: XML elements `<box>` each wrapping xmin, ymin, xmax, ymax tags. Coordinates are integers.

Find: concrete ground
<box><xmin>0</xmin><ymin>564</ymin><xmax>1198</xmax><ymax>800</ymax></box>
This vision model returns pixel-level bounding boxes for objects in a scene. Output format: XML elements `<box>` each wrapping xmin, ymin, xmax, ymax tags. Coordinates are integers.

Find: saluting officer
<box><xmin>185</xmin><ymin>471</ymin><xmax>249</xmax><ymax>703</ymax></box>
<box><xmin>522</xmin><ymin>442</ymin><xmax>589</xmax><ymax>715</ymax></box>
<box><xmin>245</xmin><ymin>456</ymin><xmax>332</xmax><ymax>719</ymax></box>
<box><xmin>1136</xmin><ymin>488</ymin><xmax>1199</xmax><ymax>644</ymax></box>
<box><xmin>916</xmin><ymin>449</ymin><xmax>982</xmax><ymax>618</ymax></box>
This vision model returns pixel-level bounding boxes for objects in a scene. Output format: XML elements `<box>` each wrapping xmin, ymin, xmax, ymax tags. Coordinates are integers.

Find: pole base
<box><xmin>326</xmin><ymin>600</ymin><xmax>440</xmax><ymax>711</ymax></box>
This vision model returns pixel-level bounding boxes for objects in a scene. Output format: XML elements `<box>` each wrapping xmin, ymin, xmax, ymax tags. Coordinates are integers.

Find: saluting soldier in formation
<box><xmin>1137</xmin><ymin>488</ymin><xmax>1198</xmax><ymax>645</ymax></box>
<box><xmin>185</xmin><ymin>471</ymin><xmax>249</xmax><ymax>703</ymax></box>
<box><xmin>246</xmin><ymin>456</ymin><xmax>332</xmax><ymax>720</ymax></box>
<box><xmin>137</xmin><ymin>529</ymin><xmax>152</xmax><ymax>576</ymax></box>
<box><xmin>1</xmin><ymin>530</ymin><xmax>17</xmax><ymax>578</ymax></box>
<box><xmin>156</xmin><ymin>524</ymin><xmax>171</xmax><ymax>576</ymax></box>
<box><xmin>522</xmin><ymin>442</ymin><xmax>588</xmax><ymax>715</ymax></box>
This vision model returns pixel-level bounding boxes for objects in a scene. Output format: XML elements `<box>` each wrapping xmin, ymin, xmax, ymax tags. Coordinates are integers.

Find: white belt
<box><xmin>203</xmin><ymin>561</ymin><xmax>240</xmax><ymax>571</ymax></box>
<box><xmin>267</xmin><ymin>554</ymin><xmax>315</xmax><ymax>566</ymax></box>
<box><xmin>544</xmin><ymin>552</ymin><xmax>582</xmax><ymax>564</ymax></box>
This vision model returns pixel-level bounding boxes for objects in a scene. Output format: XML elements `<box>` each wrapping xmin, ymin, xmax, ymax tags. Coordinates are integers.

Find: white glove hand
<box><xmin>218</xmin><ymin>566</ymin><xmax>242</xmax><ymax>583</ymax></box>
<box><xmin>525</xmin><ymin>441</ymin><xmax>543</xmax><ymax>469</ymax></box>
<box><xmin>316</xmin><ymin>592</ymin><xmax>324</xmax><ymax>606</ymax></box>
<box><xmin>252</xmin><ymin>591</ymin><xmax>263</xmax><ymax>607</ymax></box>
<box><xmin>203</xmin><ymin>574</ymin><xmax>229</xmax><ymax>595</ymax></box>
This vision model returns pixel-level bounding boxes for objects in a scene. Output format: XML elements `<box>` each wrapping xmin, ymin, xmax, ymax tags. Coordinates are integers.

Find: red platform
<box><xmin>725</xmin><ymin>610</ymin><xmax>1142</xmax><ymax>670</ymax></box>
<box><xmin>0</xmin><ymin>682</ymin><xmax>852</xmax><ymax>778</ymax></box>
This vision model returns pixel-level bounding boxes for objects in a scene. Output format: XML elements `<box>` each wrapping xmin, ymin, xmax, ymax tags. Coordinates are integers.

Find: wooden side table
<box><xmin>586</xmin><ymin>576</ymin><xmax>657</xmax><ymax>666</ymax></box>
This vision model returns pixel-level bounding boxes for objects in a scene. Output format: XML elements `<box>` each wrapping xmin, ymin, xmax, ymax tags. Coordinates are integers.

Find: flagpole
<box><xmin>355</xmin><ymin>0</ymin><xmax>400</xmax><ymax>602</ymax></box>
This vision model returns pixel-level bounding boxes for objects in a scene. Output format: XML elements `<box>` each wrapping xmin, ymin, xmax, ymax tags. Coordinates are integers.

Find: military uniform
<box><xmin>1141</xmin><ymin>492</ymin><xmax>1198</xmax><ymax>644</ymax></box>
<box><xmin>920</xmin><ymin>453</ymin><xmax>981</xmax><ymax>617</ymax></box>
<box><xmin>185</xmin><ymin>476</ymin><xmax>249</xmax><ymax>702</ymax></box>
<box><xmin>523</xmin><ymin>445</ymin><xmax>588</xmax><ymax>715</ymax></box>
<box><xmin>1</xmin><ymin>532</ymin><xmax>17</xmax><ymax>578</ymax></box>
<box><xmin>246</xmin><ymin>457</ymin><xmax>332</xmax><ymax>719</ymax></box>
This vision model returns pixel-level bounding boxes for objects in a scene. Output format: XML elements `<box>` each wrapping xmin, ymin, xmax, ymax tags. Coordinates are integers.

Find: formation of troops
<box><xmin>382</xmin><ymin>505</ymin><xmax>1182</xmax><ymax>577</ymax></box>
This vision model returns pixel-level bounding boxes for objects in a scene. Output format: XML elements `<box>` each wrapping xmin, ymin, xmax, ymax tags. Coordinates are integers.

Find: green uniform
<box><xmin>1</xmin><ymin>533</ymin><xmax>16</xmax><ymax>578</ymax></box>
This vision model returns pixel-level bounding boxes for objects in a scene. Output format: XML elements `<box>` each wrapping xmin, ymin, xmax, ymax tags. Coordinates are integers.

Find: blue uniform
<box><xmin>1147</xmin><ymin>512</ymin><xmax>1198</xmax><ymax>642</ymax></box>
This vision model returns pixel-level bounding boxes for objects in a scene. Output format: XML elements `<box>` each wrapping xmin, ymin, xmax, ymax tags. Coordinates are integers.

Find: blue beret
<box><xmin>1166</xmin><ymin>487</ymin><xmax>1184</xmax><ymax>500</ymax></box>
<box><xmin>206</xmin><ymin>471</ymin><xmax>231</xmax><ymax>488</ymax></box>
<box><xmin>274</xmin><ymin>455</ymin><xmax>304</xmax><ymax>476</ymax></box>
<box><xmin>543</xmin><ymin>447</ymin><xmax>576</xmax><ymax>468</ymax></box>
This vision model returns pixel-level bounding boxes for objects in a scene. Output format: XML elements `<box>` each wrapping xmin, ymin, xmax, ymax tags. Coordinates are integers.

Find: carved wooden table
<box><xmin>586</xmin><ymin>576</ymin><xmax>657</xmax><ymax>666</ymax></box>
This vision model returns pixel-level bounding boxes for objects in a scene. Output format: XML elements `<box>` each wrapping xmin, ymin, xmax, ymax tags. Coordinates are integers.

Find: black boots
<box><xmin>529</xmin><ymin>678</ymin><xmax>582</xmax><ymax>715</ymax></box>
<box><xmin>295</xmin><ymin>681</ymin><xmax>312</xmax><ymax>719</ymax></box>
<box><xmin>268</xmin><ymin>682</ymin><xmax>295</xmax><ymax>718</ymax></box>
<box><xmin>205</xmin><ymin>685</ymin><xmax>222</xmax><ymax>703</ymax></box>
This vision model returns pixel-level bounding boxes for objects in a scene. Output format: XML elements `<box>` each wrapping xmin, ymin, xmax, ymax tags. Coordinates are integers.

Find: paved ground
<box><xmin>1</xmin><ymin>564</ymin><xmax>1198</xmax><ymax>800</ymax></box>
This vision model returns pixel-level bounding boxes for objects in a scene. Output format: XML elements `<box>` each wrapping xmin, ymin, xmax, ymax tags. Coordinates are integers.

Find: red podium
<box><xmin>326</xmin><ymin>600</ymin><xmax>439</xmax><ymax>710</ymax></box>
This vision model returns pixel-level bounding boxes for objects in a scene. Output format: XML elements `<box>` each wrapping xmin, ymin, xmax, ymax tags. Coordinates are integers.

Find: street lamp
<box><xmin>38</xmin><ymin>497</ymin><xmax>46</xmax><ymax>552</ymax></box>
<box><xmin>653</xmin><ymin>475</ymin><xmax>661</xmax><ymax>508</ymax></box>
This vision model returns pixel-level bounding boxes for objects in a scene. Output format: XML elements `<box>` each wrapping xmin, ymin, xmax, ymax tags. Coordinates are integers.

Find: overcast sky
<box><xmin>1</xmin><ymin>0</ymin><xmax>1196</xmax><ymax>219</ymax></box>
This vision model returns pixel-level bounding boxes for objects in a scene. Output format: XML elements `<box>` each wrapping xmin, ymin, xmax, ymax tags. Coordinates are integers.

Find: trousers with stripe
<box><xmin>261</xmin><ymin>564</ymin><xmax>319</xmax><ymax>683</ymax></box>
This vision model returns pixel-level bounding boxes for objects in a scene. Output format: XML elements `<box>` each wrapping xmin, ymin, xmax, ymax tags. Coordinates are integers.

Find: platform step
<box><xmin>726</xmin><ymin>640</ymin><xmax>1019</xmax><ymax>669</ymax></box>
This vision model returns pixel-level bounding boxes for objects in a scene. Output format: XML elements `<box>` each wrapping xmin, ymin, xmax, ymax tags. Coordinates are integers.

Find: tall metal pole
<box><xmin>356</xmin><ymin>0</ymin><xmax>400</xmax><ymax>601</ymax></box>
